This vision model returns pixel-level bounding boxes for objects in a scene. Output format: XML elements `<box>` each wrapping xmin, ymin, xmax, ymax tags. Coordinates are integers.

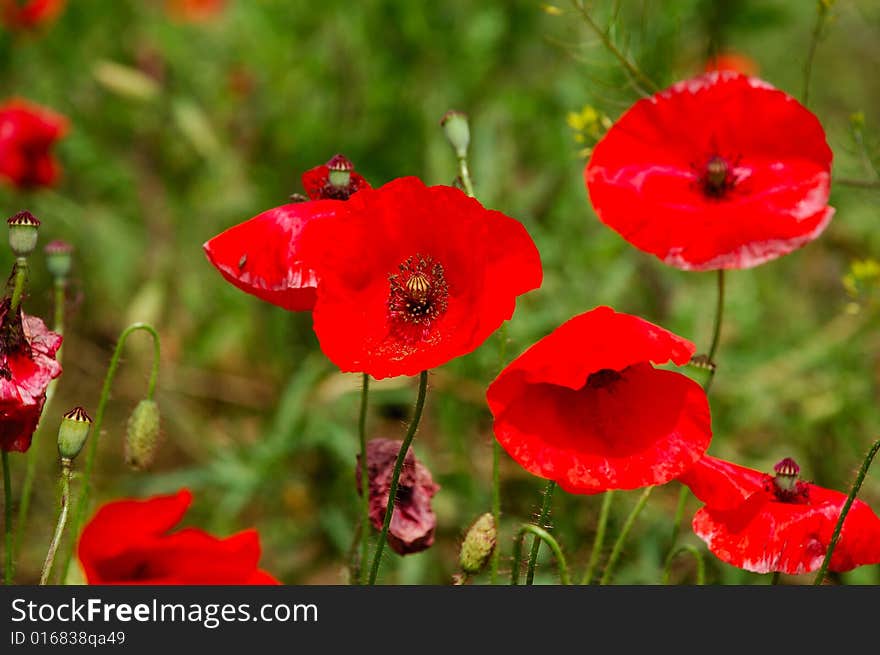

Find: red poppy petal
<box><xmin>203</xmin><ymin>200</ymin><xmax>343</xmax><ymax>311</ymax></box>
<box><xmin>677</xmin><ymin>455</ymin><xmax>766</xmax><ymax>510</ymax></box>
<box><xmin>585</xmin><ymin>72</ymin><xmax>833</xmax><ymax>270</ymax></box>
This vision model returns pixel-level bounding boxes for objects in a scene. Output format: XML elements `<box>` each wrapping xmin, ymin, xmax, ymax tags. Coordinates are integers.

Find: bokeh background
<box><xmin>2</xmin><ymin>0</ymin><xmax>880</xmax><ymax>584</ymax></box>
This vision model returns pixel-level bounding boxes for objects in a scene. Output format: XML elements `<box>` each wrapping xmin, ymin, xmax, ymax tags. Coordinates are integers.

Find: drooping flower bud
<box><xmin>459</xmin><ymin>512</ymin><xmax>497</xmax><ymax>575</ymax></box>
<box><xmin>44</xmin><ymin>240</ymin><xmax>74</xmax><ymax>279</ymax></box>
<box><xmin>440</xmin><ymin>110</ymin><xmax>470</xmax><ymax>158</ymax></box>
<box><xmin>7</xmin><ymin>210</ymin><xmax>41</xmax><ymax>258</ymax></box>
<box><xmin>57</xmin><ymin>406</ymin><xmax>92</xmax><ymax>461</ymax></box>
<box><xmin>124</xmin><ymin>399</ymin><xmax>161</xmax><ymax>470</ymax></box>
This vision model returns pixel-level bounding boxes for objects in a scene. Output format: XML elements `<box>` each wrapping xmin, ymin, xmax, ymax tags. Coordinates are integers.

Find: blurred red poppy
<box><xmin>298</xmin><ymin>176</ymin><xmax>542</xmax><ymax>379</ymax></box>
<box><xmin>78</xmin><ymin>489</ymin><xmax>279</xmax><ymax>585</ymax></box>
<box><xmin>584</xmin><ymin>71</ymin><xmax>833</xmax><ymax>270</ymax></box>
<box><xmin>0</xmin><ymin>0</ymin><xmax>65</xmax><ymax>30</ymax></box>
<box><xmin>202</xmin><ymin>154</ymin><xmax>369</xmax><ymax>312</ymax></box>
<box><xmin>165</xmin><ymin>0</ymin><xmax>226</xmax><ymax>23</ymax></box>
<box><xmin>0</xmin><ymin>295</ymin><xmax>63</xmax><ymax>453</ymax></box>
<box><xmin>486</xmin><ymin>306</ymin><xmax>711</xmax><ymax>494</ymax></box>
<box><xmin>0</xmin><ymin>98</ymin><xmax>69</xmax><ymax>189</ymax></box>
<box><xmin>357</xmin><ymin>438</ymin><xmax>440</xmax><ymax>555</ymax></box>
<box><xmin>679</xmin><ymin>455</ymin><xmax>880</xmax><ymax>575</ymax></box>
<box><xmin>704</xmin><ymin>52</ymin><xmax>758</xmax><ymax>76</ymax></box>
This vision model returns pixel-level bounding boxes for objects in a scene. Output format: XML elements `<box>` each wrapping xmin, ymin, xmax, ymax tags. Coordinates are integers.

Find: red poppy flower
<box><xmin>356</xmin><ymin>438</ymin><xmax>440</xmax><ymax>555</ymax></box>
<box><xmin>0</xmin><ymin>297</ymin><xmax>63</xmax><ymax>453</ymax></box>
<box><xmin>165</xmin><ymin>0</ymin><xmax>226</xmax><ymax>23</ymax></box>
<box><xmin>486</xmin><ymin>306</ymin><xmax>711</xmax><ymax>494</ymax></box>
<box><xmin>202</xmin><ymin>155</ymin><xmax>369</xmax><ymax>311</ymax></box>
<box><xmin>704</xmin><ymin>52</ymin><xmax>759</xmax><ymax>77</ymax></box>
<box><xmin>584</xmin><ymin>71</ymin><xmax>834</xmax><ymax>270</ymax></box>
<box><xmin>0</xmin><ymin>0</ymin><xmax>65</xmax><ymax>30</ymax></box>
<box><xmin>78</xmin><ymin>489</ymin><xmax>279</xmax><ymax>585</ymax></box>
<box><xmin>0</xmin><ymin>98</ymin><xmax>69</xmax><ymax>189</ymax></box>
<box><xmin>297</xmin><ymin>176</ymin><xmax>543</xmax><ymax>379</ymax></box>
<box><xmin>679</xmin><ymin>455</ymin><xmax>880</xmax><ymax>575</ymax></box>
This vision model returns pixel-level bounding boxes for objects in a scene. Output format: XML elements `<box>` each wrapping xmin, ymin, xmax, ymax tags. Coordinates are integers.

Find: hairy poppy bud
<box><xmin>440</xmin><ymin>110</ymin><xmax>470</xmax><ymax>159</ymax></box>
<box><xmin>124</xmin><ymin>399</ymin><xmax>161</xmax><ymax>470</ymax></box>
<box><xmin>7</xmin><ymin>210</ymin><xmax>41</xmax><ymax>258</ymax></box>
<box><xmin>57</xmin><ymin>406</ymin><xmax>92</xmax><ymax>461</ymax></box>
<box><xmin>459</xmin><ymin>512</ymin><xmax>497</xmax><ymax>575</ymax></box>
<box><xmin>44</xmin><ymin>240</ymin><xmax>74</xmax><ymax>279</ymax></box>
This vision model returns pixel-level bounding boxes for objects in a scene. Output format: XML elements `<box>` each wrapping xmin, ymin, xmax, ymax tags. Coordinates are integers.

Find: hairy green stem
<box><xmin>15</xmin><ymin>278</ymin><xmax>66</xmax><ymax>559</ymax></box>
<box><xmin>357</xmin><ymin>373</ymin><xmax>371</xmax><ymax>585</ymax></box>
<box><xmin>2</xmin><ymin>451</ymin><xmax>12</xmax><ymax>584</ymax></box>
<box><xmin>802</xmin><ymin>0</ymin><xmax>831</xmax><ymax>107</ymax></box>
<box><xmin>662</xmin><ymin>545</ymin><xmax>705</xmax><ymax>585</ymax></box>
<box><xmin>599</xmin><ymin>487</ymin><xmax>653</xmax><ymax>585</ymax></box>
<box><xmin>813</xmin><ymin>438</ymin><xmax>880</xmax><ymax>585</ymax></box>
<box><xmin>40</xmin><ymin>460</ymin><xmax>72</xmax><ymax>585</ymax></box>
<box><xmin>9</xmin><ymin>258</ymin><xmax>28</xmax><ymax>312</ymax></box>
<box><xmin>60</xmin><ymin>322</ymin><xmax>161</xmax><ymax>582</ymax></box>
<box><xmin>660</xmin><ymin>485</ymin><xmax>689</xmax><ymax>581</ymax></box>
<box><xmin>511</xmin><ymin>524</ymin><xmax>570</xmax><ymax>585</ymax></box>
<box><xmin>703</xmin><ymin>269</ymin><xmax>725</xmax><ymax>394</ymax></box>
<box><xmin>525</xmin><ymin>480</ymin><xmax>556</xmax><ymax>585</ymax></box>
<box><xmin>581</xmin><ymin>490</ymin><xmax>614</xmax><ymax>584</ymax></box>
<box><xmin>367</xmin><ymin>370</ymin><xmax>429</xmax><ymax>584</ymax></box>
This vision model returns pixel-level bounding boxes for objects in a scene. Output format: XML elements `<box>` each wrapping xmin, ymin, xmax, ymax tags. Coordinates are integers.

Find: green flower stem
<box><xmin>40</xmin><ymin>459</ymin><xmax>72</xmax><ymax>585</ymax></box>
<box><xmin>59</xmin><ymin>322</ymin><xmax>161</xmax><ymax>582</ymax></box>
<box><xmin>9</xmin><ymin>257</ymin><xmax>28</xmax><ymax>312</ymax></box>
<box><xmin>599</xmin><ymin>487</ymin><xmax>653</xmax><ymax>585</ymax></box>
<box><xmin>802</xmin><ymin>0</ymin><xmax>832</xmax><ymax>107</ymax></box>
<box><xmin>580</xmin><ymin>490</ymin><xmax>614</xmax><ymax>585</ymax></box>
<box><xmin>357</xmin><ymin>373</ymin><xmax>371</xmax><ymax>585</ymax></box>
<box><xmin>662</xmin><ymin>545</ymin><xmax>705</xmax><ymax>585</ymax></box>
<box><xmin>659</xmin><ymin>484</ymin><xmax>689</xmax><ymax>582</ymax></box>
<box><xmin>15</xmin><ymin>278</ymin><xmax>66</xmax><ymax>559</ymax></box>
<box><xmin>457</xmin><ymin>155</ymin><xmax>475</xmax><ymax>198</ymax></box>
<box><xmin>489</xmin><ymin>322</ymin><xmax>509</xmax><ymax>584</ymax></box>
<box><xmin>367</xmin><ymin>370</ymin><xmax>428</xmax><ymax>584</ymax></box>
<box><xmin>2</xmin><ymin>451</ymin><xmax>12</xmax><ymax>585</ymax></box>
<box><xmin>702</xmin><ymin>270</ymin><xmax>725</xmax><ymax>394</ymax></box>
<box><xmin>511</xmin><ymin>524</ymin><xmax>570</xmax><ymax>585</ymax></box>
<box><xmin>525</xmin><ymin>480</ymin><xmax>556</xmax><ymax>585</ymax></box>
<box><xmin>813</xmin><ymin>437</ymin><xmax>880</xmax><ymax>585</ymax></box>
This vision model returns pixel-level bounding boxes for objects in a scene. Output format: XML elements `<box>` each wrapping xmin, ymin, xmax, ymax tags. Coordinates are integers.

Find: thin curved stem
<box><xmin>9</xmin><ymin>258</ymin><xmax>28</xmax><ymax>312</ymax></box>
<box><xmin>40</xmin><ymin>460</ymin><xmax>72</xmax><ymax>585</ymax></box>
<box><xmin>15</xmin><ymin>278</ymin><xmax>67</xmax><ymax>559</ymax></box>
<box><xmin>660</xmin><ymin>485</ymin><xmax>690</xmax><ymax>581</ymax></box>
<box><xmin>703</xmin><ymin>270</ymin><xmax>725</xmax><ymax>394</ymax></box>
<box><xmin>599</xmin><ymin>487</ymin><xmax>653</xmax><ymax>585</ymax></box>
<box><xmin>662</xmin><ymin>545</ymin><xmax>705</xmax><ymax>585</ymax></box>
<box><xmin>802</xmin><ymin>0</ymin><xmax>831</xmax><ymax>107</ymax></box>
<box><xmin>511</xmin><ymin>524</ymin><xmax>571</xmax><ymax>585</ymax></box>
<box><xmin>835</xmin><ymin>178</ymin><xmax>880</xmax><ymax>190</ymax></box>
<box><xmin>525</xmin><ymin>481</ymin><xmax>556</xmax><ymax>585</ymax></box>
<box><xmin>2</xmin><ymin>451</ymin><xmax>12</xmax><ymax>585</ymax></box>
<box><xmin>489</xmin><ymin>323</ymin><xmax>510</xmax><ymax>584</ymax></box>
<box><xmin>357</xmin><ymin>373</ymin><xmax>371</xmax><ymax>585</ymax></box>
<box><xmin>580</xmin><ymin>490</ymin><xmax>614</xmax><ymax>584</ymax></box>
<box><xmin>59</xmin><ymin>322</ymin><xmax>161</xmax><ymax>581</ymax></box>
<box><xmin>570</xmin><ymin>0</ymin><xmax>657</xmax><ymax>96</ymax></box>
<box><xmin>457</xmin><ymin>156</ymin><xmax>475</xmax><ymax>197</ymax></box>
<box><xmin>367</xmin><ymin>370</ymin><xmax>429</xmax><ymax>584</ymax></box>
<box><xmin>813</xmin><ymin>438</ymin><xmax>880</xmax><ymax>585</ymax></box>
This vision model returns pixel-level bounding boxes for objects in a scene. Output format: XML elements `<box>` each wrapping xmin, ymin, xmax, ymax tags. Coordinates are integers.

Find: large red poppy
<box><xmin>0</xmin><ymin>0</ymin><xmax>65</xmax><ymax>30</ymax></box>
<box><xmin>0</xmin><ymin>98</ymin><xmax>69</xmax><ymax>189</ymax></box>
<box><xmin>486</xmin><ymin>306</ymin><xmax>711</xmax><ymax>494</ymax></box>
<box><xmin>297</xmin><ymin>176</ymin><xmax>543</xmax><ymax>379</ymax></box>
<box><xmin>584</xmin><ymin>71</ymin><xmax>833</xmax><ymax>270</ymax></box>
<box><xmin>202</xmin><ymin>155</ymin><xmax>369</xmax><ymax>311</ymax></box>
<box><xmin>78</xmin><ymin>489</ymin><xmax>279</xmax><ymax>585</ymax></box>
<box><xmin>679</xmin><ymin>455</ymin><xmax>880</xmax><ymax>575</ymax></box>
<box><xmin>0</xmin><ymin>297</ymin><xmax>63</xmax><ymax>453</ymax></box>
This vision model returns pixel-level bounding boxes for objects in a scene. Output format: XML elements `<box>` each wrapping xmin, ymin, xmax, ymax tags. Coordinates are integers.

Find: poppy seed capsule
<box><xmin>44</xmin><ymin>240</ymin><xmax>74</xmax><ymax>279</ymax></box>
<box><xmin>7</xmin><ymin>210</ymin><xmax>41</xmax><ymax>257</ymax></box>
<box><xmin>459</xmin><ymin>512</ymin><xmax>497</xmax><ymax>575</ymax></box>
<box><xmin>327</xmin><ymin>154</ymin><xmax>353</xmax><ymax>189</ymax></box>
<box><xmin>57</xmin><ymin>406</ymin><xmax>92</xmax><ymax>460</ymax></box>
<box><xmin>440</xmin><ymin>110</ymin><xmax>470</xmax><ymax>158</ymax></box>
<box><xmin>124</xmin><ymin>399</ymin><xmax>160</xmax><ymax>470</ymax></box>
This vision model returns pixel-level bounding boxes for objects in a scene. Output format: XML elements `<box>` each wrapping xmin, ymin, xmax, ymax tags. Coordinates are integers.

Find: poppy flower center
<box><xmin>586</xmin><ymin>368</ymin><xmax>623</xmax><ymax>389</ymax></box>
<box><xmin>767</xmin><ymin>457</ymin><xmax>810</xmax><ymax>504</ymax></box>
<box><xmin>699</xmin><ymin>155</ymin><xmax>736</xmax><ymax>199</ymax></box>
<box><xmin>388</xmin><ymin>254</ymin><xmax>449</xmax><ymax>336</ymax></box>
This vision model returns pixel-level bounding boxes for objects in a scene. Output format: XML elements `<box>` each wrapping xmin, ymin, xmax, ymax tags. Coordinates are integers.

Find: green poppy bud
<box><xmin>57</xmin><ymin>406</ymin><xmax>92</xmax><ymax>461</ymax></box>
<box><xmin>7</xmin><ymin>210</ymin><xmax>41</xmax><ymax>258</ymax></box>
<box><xmin>459</xmin><ymin>512</ymin><xmax>497</xmax><ymax>575</ymax></box>
<box><xmin>125</xmin><ymin>399</ymin><xmax>161</xmax><ymax>471</ymax></box>
<box><xmin>440</xmin><ymin>110</ymin><xmax>470</xmax><ymax>159</ymax></box>
<box><xmin>44</xmin><ymin>240</ymin><xmax>74</xmax><ymax>279</ymax></box>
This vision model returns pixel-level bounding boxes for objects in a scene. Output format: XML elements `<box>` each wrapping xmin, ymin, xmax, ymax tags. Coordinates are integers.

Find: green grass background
<box><xmin>2</xmin><ymin>0</ymin><xmax>879</xmax><ymax>584</ymax></box>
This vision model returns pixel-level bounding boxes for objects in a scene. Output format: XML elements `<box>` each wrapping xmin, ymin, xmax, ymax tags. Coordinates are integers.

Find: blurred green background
<box><xmin>2</xmin><ymin>0</ymin><xmax>879</xmax><ymax>584</ymax></box>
